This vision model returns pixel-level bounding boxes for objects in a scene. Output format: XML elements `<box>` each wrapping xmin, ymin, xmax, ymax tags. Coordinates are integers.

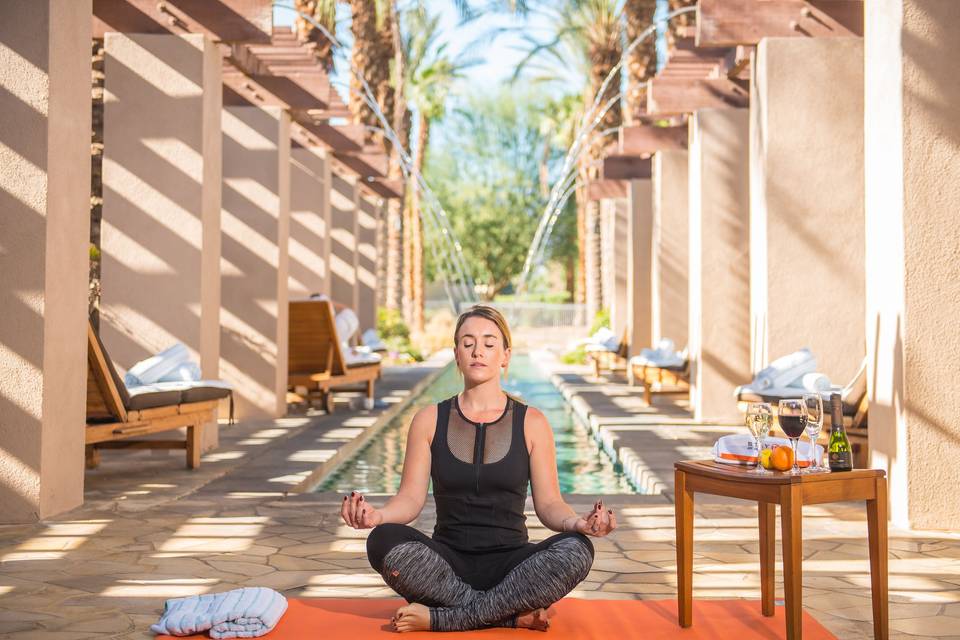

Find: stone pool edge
<box><xmin>293</xmin><ymin>352</ymin><xmax>455</xmax><ymax>493</ymax></box>
<box><xmin>530</xmin><ymin>351</ymin><xmax>669</xmax><ymax>497</ymax></box>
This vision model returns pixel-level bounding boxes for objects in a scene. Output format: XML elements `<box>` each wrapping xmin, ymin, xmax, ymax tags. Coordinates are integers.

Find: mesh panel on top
<box><xmin>447</xmin><ymin>397</ymin><xmax>514</xmax><ymax>464</ymax></box>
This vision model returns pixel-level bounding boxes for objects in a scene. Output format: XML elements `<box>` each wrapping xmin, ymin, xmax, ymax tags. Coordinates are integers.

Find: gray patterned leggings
<box><xmin>366</xmin><ymin>523</ymin><xmax>594</xmax><ymax>632</ymax></box>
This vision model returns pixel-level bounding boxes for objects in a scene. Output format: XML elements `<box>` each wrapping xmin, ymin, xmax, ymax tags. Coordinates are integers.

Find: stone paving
<box><xmin>0</xmin><ymin>357</ymin><xmax>958</xmax><ymax>639</ymax></box>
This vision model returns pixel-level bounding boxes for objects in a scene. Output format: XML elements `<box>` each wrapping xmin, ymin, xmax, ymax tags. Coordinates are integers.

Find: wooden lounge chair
<box><xmin>585</xmin><ymin>329</ymin><xmax>629</xmax><ymax>378</ymax></box>
<box><xmin>85</xmin><ymin>323</ymin><xmax>232</xmax><ymax>470</ymax></box>
<box><xmin>629</xmin><ymin>356</ymin><xmax>691</xmax><ymax>406</ymax></box>
<box><xmin>288</xmin><ymin>299</ymin><xmax>381</xmax><ymax>414</ymax></box>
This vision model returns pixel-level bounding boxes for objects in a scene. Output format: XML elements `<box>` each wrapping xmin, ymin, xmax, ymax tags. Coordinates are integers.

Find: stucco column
<box><xmin>605</xmin><ymin>198</ymin><xmax>630</xmax><ymax>343</ymax></box>
<box><xmin>220</xmin><ymin>106</ymin><xmax>291</xmax><ymax>420</ymax></box>
<box><xmin>599</xmin><ymin>199</ymin><xmax>615</xmax><ymax>322</ymax></box>
<box><xmin>626</xmin><ymin>179</ymin><xmax>654</xmax><ymax>358</ymax></box>
<box><xmin>865</xmin><ymin>0</ymin><xmax>960</xmax><ymax>530</ymax></box>
<box><xmin>330</xmin><ymin>173</ymin><xmax>360</xmax><ymax>312</ymax></box>
<box><xmin>357</xmin><ymin>192</ymin><xmax>380</xmax><ymax>331</ymax></box>
<box><xmin>289</xmin><ymin>142</ymin><xmax>331</xmax><ymax>298</ymax></box>
<box><xmin>688</xmin><ymin>109</ymin><xmax>751</xmax><ymax>423</ymax></box>
<box><xmin>652</xmin><ymin>150</ymin><xmax>689</xmax><ymax>349</ymax></box>
<box><xmin>100</xmin><ymin>33</ymin><xmax>222</xmax><ymax>450</ymax></box>
<box><xmin>750</xmin><ymin>37</ymin><xmax>865</xmax><ymax>383</ymax></box>
<box><xmin>0</xmin><ymin>0</ymin><xmax>91</xmax><ymax>522</ymax></box>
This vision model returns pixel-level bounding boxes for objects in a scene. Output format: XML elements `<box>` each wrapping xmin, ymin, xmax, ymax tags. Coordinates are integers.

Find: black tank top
<box><xmin>430</xmin><ymin>395</ymin><xmax>530</xmax><ymax>552</ymax></box>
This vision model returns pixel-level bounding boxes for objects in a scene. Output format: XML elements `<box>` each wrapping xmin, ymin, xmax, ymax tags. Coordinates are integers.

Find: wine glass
<box><xmin>777</xmin><ymin>399</ymin><xmax>806</xmax><ymax>476</ymax></box>
<box><xmin>745</xmin><ymin>402</ymin><xmax>773</xmax><ymax>474</ymax></box>
<box><xmin>802</xmin><ymin>393</ymin><xmax>825</xmax><ymax>473</ymax></box>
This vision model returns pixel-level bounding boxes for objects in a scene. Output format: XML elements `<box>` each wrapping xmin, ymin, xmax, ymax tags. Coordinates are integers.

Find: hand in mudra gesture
<box><xmin>341</xmin><ymin>491</ymin><xmax>383</xmax><ymax>529</ymax></box>
<box><xmin>573</xmin><ymin>499</ymin><xmax>617</xmax><ymax>537</ymax></box>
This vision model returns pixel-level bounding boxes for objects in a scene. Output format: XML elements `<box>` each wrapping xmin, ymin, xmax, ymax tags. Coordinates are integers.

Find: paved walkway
<box><xmin>0</xmin><ymin>355</ymin><xmax>958</xmax><ymax>639</ymax></box>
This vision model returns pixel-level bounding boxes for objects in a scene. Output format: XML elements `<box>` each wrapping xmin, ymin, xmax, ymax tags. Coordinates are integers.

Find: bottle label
<box><xmin>829</xmin><ymin>451</ymin><xmax>853</xmax><ymax>471</ymax></box>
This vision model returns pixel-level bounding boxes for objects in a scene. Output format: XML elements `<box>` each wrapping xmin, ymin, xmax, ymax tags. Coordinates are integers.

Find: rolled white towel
<box><xmin>788</xmin><ymin>372</ymin><xmax>832</xmax><ymax>393</ymax></box>
<box><xmin>753</xmin><ymin>348</ymin><xmax>816</xmax><ymax>389</ymax></box>
<box><xmin>334</xmin><ymin>308</ymin><xmax>360</xmax><ymax>343</ymax></box>
<box><xmin>361</xmin><ymin>328</ymin><xmax>387</xmax><ymax>352</ymax></box>
<box><xmin>124</xmin><ymin>342</ymin><xmax>191</xmax><ymax>387</ymax></box>
<box><xmin>158</xmin><ymin>361</ymin><xmax>202</xmax><ymax>383</ymax></box>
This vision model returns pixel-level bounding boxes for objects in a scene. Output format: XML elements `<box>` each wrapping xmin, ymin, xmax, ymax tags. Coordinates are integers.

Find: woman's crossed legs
<box><xmin>366</xmin><ymin>523</ymin><xmax>594</xmax><ymax>632</ymax></box>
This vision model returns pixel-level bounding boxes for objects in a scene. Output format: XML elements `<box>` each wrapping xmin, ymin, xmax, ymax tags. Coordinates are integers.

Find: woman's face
<box><xmin>454</xmin><ymin>316</ymin><xmax>510</xmax><ymax>385</ymax></box>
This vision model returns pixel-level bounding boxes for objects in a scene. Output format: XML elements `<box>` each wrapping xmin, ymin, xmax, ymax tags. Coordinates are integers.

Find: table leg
<box><xmin>675</xmin><ymin>469</ymin><xmax>694</xmax><ymax>627</ymax></box>
<box><xmin>867</xmin><ymin>477</ymin><xmax>889</xmax><ymax>640</ymax></box>
<box><xmin>759</xmin><ymin>501</ymin><xmax>776</xmax><ymax>617</ymax></box>
<box><xmin>780</xmin><ymin>484</ymin><xmax>803</xmax><ymax>640</ymax></box>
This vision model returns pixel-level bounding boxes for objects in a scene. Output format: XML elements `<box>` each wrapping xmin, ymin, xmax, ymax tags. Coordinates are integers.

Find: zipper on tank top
<box><xmin>474</xmin><ymin>423</ymin><xmax>485</xmax><ymax>494</ymax></box>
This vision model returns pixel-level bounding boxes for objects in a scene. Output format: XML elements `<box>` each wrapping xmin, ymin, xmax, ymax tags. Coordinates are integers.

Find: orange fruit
<box><xmin>771</xmin><ymin>446</ymin><xmax>794</xmax><ymax>472</ymax></box>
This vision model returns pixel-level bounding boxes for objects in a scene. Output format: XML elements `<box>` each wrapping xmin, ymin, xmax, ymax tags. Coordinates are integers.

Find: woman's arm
<box><xmin>527</xmin><ymin>408</ymin><xmax>617</xmax><ymax>536</ymax></box>
<box><xmin>527</xmin><ymin>408</ymin><xmax>580</xmax><ymax>531</ymax></box>
<box><xmin>342</xmin><ymin>405</ymin><xmax>435</xmax><ymax>528</ymax></box>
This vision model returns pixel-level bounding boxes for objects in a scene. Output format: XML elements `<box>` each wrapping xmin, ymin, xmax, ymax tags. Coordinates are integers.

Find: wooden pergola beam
<box><xmin>586</xmin><ymin>179</ymin><xmax>627</xmax><ymax>201</ymax></box>
<box><xmin>696</xmin><ymin>0</ymin><xmax>862</xmax><ymax>48</ymax></box>
<box><xmin>602</xmin><ymin>155</ymin><xmax>653</xmax><ymax>181</ymax></box>
<box><xmin>619</xmin><ymin>125</ymin><xmax>688</xmax><ymax>154</ymax></box>
<box><xmin>647</xmin><ymin>77</ymin><xmax>749</xmax><ymax>115</ymax></box>
<box><xmin>93</xmin><ymin>0</ymin><xmax>272</xmax><ymax>42</ymax></box>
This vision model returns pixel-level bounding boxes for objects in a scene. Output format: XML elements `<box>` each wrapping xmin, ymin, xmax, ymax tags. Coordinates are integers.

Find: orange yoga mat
<box><xmin>156</xmin><ymin>598</ymin><xmax>837</xmax><ymax>639</ymax></box>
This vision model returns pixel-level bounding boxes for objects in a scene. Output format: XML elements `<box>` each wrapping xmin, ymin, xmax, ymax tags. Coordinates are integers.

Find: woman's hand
<box><xmin>341</xmin><ymin>491</ymin><xmax>384</xmax><ymax>529</ymax></box>
<box><xmin>574</xmin><ymin>499</ymin><xmax>617</xmax><ymax>537</ymax></box>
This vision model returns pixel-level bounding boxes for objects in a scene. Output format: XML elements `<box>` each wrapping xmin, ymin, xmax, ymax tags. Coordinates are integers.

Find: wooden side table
<box><xmin>674</xmin><ymin>460</ymin><xmax>888</xmax><ymax>640</ymax></box>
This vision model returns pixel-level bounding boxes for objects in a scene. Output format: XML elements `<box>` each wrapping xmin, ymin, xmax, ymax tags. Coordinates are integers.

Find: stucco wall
<box><xmin>289</xmin><ymin>144</ymin><xmax>331</xmax><ymax>298</ymax></box>
<box><xmin>0</xmin><ymin>0</ymin><xmax>91</xmax><ymax>522</ymax></box>
<box><xmin>329</xmin><ymin>173</ymin><xmax>359</xmax><ymax>311</ymax></box>
<box><xmin>100</xmin><ymin>33</ymin><xmax>223</xmax><ymax>449</ymax></box>
<box><xmin>220</xmin><ymin>106</ymin><xmax>290</xmax><ymax>420</ymax></box>
<box><xmin>357</xmin><ymin>192</ymin><xmax>379</xmax><ymax>331</ymax></box>
<box><xmin>626</xmin><ymin>180</ymin><xmax>654</xmax><ymax>357</ymax></box>
<box><xmin>688</xmin><ymin>109</ymin><xmax>752</xmax><ymax>422</ymax></box>
<box><xmin>865</xmin><ymin>0</ymin><xmax>960</xmax><ymax>530</ymax></box>
<box><xmin>750</xmin><ymin>37</ymin><xmax>865</xmax><ymax>385</ymax></box>
<box><xmin>652</xmin><ymin>150</ymin><xmax>689</xmax><ymax>350</ymax></box>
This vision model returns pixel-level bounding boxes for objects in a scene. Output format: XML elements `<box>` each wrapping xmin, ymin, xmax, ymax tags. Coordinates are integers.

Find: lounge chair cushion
<box><xmin>124</xmin><ymin>342</ymin><xmax>191</xmax><ymax>386</ymax></box>
<box><xmin>126</xmin><ymin>385</ymin><xmax>185</xmax><ymax>411</ymax></box>
<box><xmin>180</xmin><ymin>381</ymin><xmax>234</xmax><ymax>404</ymax></box>
<box><xmin>735</xmin><ymin>383</ymin><xmax>844</xmax><ymax>405</ymax></box>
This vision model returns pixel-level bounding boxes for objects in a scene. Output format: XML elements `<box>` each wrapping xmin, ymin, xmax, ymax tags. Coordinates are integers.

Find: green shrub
<box><xmin>561</xmin><ymin>344</ymin><xmax>587</xmax><ymax>365</ymax></box>
<box><xmin>377</xmin><ymin>307</ymin><xmax>410</xmax><ymax>341</ymax></box>
<box><xmin>589</xmin><ymin>308</ymin><xmax>610</xmax><ymax>335</ymax></box>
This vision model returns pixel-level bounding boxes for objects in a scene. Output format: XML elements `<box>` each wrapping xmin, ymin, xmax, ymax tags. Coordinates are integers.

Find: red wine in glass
<box><xmin>779</xmin><ymin>414</ymin><xmax>807</xmax><ymax>439</ymax></box>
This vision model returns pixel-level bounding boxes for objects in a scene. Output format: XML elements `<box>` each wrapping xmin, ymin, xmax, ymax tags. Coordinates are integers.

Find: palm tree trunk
<box><xmin>667</xmin><ymin>0</ymin><xmax>697</xmax><ymax>49</ymax></box>
<box><xmin>295</xmin><ymin>0</ymin><xmax>336</xmax><ymax>72</ymax></box>
<box><xmin>583</xmin><ymin>21</ymin><xmax>622</xmax><ymax>324</ymax></box>
<box><xmin>624</xmin><ymin>0</ymin><xmax>658</xmax><ymax>123</ymax></box>
<box><xmin>409</xmin><ymin>112</ymin><xmax>430</xmax><ymax>333</ymax></box>
<box><xmin>384</xmin><ymin>1</ymin><xmax>407</xmax><ymax>312</ymax></box>
<box><xmin>349</xmin><ymin>0</ymin><xmax>390</xmax><ymax>145</ymax></box>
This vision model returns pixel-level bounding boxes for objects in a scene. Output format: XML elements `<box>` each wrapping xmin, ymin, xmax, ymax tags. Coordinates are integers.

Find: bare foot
<box><xmin>393</xmin><ymin>602</ymin><xmax>430</xmax><ymax>633</ymax></box>
<box><xmin>515</xmin><ymin>605</ymin><xmax>556</xmax><ymax>631</ymax></box>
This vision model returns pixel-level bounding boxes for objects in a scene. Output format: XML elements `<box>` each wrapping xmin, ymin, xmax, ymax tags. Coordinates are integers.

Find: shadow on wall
<box><xmin>99</xmin><ymin>35</ymin><xmax>209</xmax><ymax>367</ymax></box>
<box><xmin>220</xmin><ymin>106</ymin><xmax>288</xmax><ymax>417</ymax></box>
<box><xmin>329</xmin><ymin>173</ymin><xmax>358</xmax><ymax>307</ymax></box>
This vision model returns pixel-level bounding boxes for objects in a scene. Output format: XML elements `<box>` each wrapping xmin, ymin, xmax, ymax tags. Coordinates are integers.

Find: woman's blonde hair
<box><xmin>453</xmin><ymin>304</ymin><xmax>512</xmax><ymax>350</ymax></box>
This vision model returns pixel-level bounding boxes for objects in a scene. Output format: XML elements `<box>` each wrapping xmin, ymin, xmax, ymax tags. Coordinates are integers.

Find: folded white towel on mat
<box><xmin>150</xmin><ymin>587</ymin><xmax>287</xmax><ymax>638</ymax></box>
<box><xmin>630</xmin><ymin>338</ymin><xmax>686</xmax><ymax>368</ymax></box>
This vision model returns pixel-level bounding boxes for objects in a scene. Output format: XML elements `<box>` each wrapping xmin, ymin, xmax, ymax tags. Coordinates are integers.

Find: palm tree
<box><xmin>624</xmin><ymin>0</ymin><xmax>658</xmax><ymax>123</ymax></box>
<box><xmin>402</xmin><ymin>6</ymin><xmax>476</xmax><ymax>333</ymax></box>
<box><xmin>512</xmin><ymin>0</ymin><xmax>624</xmax><ymax>322</ymax></box>
<box><xmin>348</xmin><ymin>1</ymin><xmax>394</xmax><ymax>147</ymax></box>
<box><xmin>294</xmin><ymin>0</ymin><xmax>337</xmax><ymax>72</ymax></box>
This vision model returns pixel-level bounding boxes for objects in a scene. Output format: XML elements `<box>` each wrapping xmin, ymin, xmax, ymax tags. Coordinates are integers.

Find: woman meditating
<box><xmin>341</xmin><ymin>305</ymin><xmax>617</xmax><ymax>633</ymax></box>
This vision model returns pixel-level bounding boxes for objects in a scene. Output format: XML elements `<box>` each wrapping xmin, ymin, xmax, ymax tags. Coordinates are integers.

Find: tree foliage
<box><xmin>423</xmin><ymin>88</ymin><xmax>576</xmax><ymax>299</ymax></box>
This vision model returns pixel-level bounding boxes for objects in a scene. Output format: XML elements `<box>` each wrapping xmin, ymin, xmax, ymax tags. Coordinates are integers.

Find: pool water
<box><xmin>317</xmin><ymin>353</ymin><xmax>636</xmax><ymax>495</ymax></box>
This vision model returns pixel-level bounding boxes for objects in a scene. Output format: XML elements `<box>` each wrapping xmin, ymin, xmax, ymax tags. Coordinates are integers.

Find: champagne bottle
<box><xmin>828</xmin><ymin>393</ymin><xmax>853</xmax><ymax>472</ymax></box>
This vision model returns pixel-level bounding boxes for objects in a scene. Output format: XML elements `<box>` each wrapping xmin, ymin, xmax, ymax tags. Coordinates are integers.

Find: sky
<box><xmin>273</xmin><ymin>1</ymin><xmax>583</xmax><ymax>103</ymax></box>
